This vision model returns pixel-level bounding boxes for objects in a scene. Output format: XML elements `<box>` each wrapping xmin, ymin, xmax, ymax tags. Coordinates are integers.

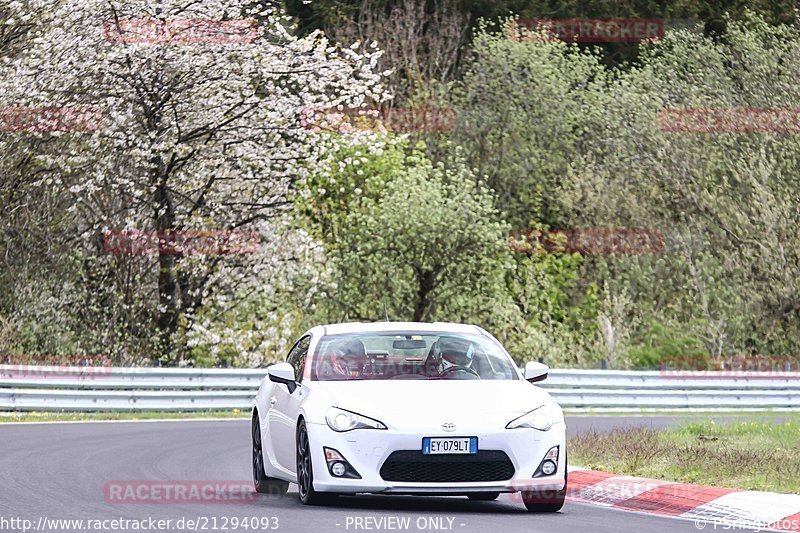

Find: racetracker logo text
<box><xmin>103</xmin><ymin>230</ymin><xmax>260</xmax><ymax>255</ymax></box>
<box><xmin>0</xmin><ymin>355</ymin><xmax>112</xmax><ymax>379</ymax></box>
<box><xmin>659</xmin><ymin>354</ymin><xmax>800</xmax><ymax>379</ymax></box>
<box><xmin>509</xmin><ymin>18</ymin><xmax>664</xmax><ymax>43</ymax></box>
<box><xmin>0</xmin><ymin>107</ymin><xmax>102</xmax><ymax>132</ymax></box>
<box><xmin>102</xmin><ymin>19</ymin><xmax>259</xmax><ymax>44</ymax></box>
<box><xmin>509</xmin><ymin>229</ymin><xmax>664</xmax><ymax>254</ymax></box>
<box><xmin>660</xmin><ymin>108</ymin><xmax>800</xmax><ymax>133</ymax></box>
<box><xmin>300</xmin><ymin>107</ymin><xmax>456</xmax><ymax>134</ymax></box>
<box><xmin>103</xmin><ymin>481</ymin><xmax>257</xmax><ymax>504</ymax></box>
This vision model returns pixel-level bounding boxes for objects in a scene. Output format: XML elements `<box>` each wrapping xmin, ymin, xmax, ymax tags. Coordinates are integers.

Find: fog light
<box><xmin>322</xmin><ymin>447</ymin><xmax>362</xmax><ymax>479</ymax></box>
<box><xmin>533</xmin><ymin>445</ymin><xmax>560</xmax><ymax>478</ymax></box>
<box><xmin>331</xmin><ymin>462</ymin><xmax>346</xmax><ymax>477</ymax></box>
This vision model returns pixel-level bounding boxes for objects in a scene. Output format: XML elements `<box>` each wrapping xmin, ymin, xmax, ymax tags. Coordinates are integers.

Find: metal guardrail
<box><xmin>1</xmin><ymin>365</ymin><xmax>798</xmax><ymax>411</ymax></box>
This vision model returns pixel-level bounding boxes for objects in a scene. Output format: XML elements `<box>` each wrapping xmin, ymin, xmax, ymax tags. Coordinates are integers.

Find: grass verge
<box><xmin>570</xmin><ymin>417</ymin><xmax>800</xmax><ymax>494</ymax></box>
<box><xmin>0</xmin><ymin>410</ymin><xmax>249</xmax><ymax>422</ymax></box>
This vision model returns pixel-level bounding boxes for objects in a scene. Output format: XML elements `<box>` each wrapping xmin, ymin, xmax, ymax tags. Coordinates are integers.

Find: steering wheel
<box><xmin>439</xmin><ymin>365</ymin><xmax>480</xmax><ymax>378</ymax></box>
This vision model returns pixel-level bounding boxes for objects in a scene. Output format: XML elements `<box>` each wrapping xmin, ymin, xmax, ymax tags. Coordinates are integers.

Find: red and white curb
<box><xmin>565</xmin><ymin>467</ymin><xmax>800</xmax><ymax>531</ymax></box>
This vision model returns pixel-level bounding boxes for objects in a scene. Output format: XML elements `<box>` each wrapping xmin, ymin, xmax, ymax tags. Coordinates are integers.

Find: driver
<box><xmin>436</xmin><ymin>337</ymin><xmax>478</xmax><ymax>377</ymax></box>
<box><xmin>328</xmin><ymin>338</ymin><xmax>367</xmax><ymax>379</ymax></box>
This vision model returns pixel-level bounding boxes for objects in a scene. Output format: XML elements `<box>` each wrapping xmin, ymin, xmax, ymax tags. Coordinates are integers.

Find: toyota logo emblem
<box><xmin>441</xmin><ymin>422</ymin><xmax>456</xmax><ymax>432</ymax></box>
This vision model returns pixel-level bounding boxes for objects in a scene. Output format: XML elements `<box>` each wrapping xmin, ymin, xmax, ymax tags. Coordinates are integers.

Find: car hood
<box><xmin>311</xmin><ymin>379</ymin><xmax>556</xmax><ymax>430</ymax></box>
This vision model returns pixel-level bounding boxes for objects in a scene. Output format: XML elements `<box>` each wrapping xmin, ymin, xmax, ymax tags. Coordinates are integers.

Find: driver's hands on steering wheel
<box><xmin>438</xmin><ymin>365</ymin><xmax>481</xmax><ymax>379</ymax></box>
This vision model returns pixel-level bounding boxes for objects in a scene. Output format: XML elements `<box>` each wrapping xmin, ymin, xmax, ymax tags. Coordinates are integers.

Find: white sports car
<box><xmin>251</xmin><ymin>322</ymin><xmax>567</xmax><ymax>512</ymax></box>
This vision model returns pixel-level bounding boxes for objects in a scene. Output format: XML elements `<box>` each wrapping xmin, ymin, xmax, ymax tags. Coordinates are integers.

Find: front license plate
<box><xmin>422</xmin><ymin>437</ymin><xmax>477</xmax><ymax>455</ymax></box>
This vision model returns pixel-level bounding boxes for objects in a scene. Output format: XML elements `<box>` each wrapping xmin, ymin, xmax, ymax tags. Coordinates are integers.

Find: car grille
<box><xmin>379</xmin><ymin>450</ymin><xmax>515</xmax><ymax>483</ymax></box>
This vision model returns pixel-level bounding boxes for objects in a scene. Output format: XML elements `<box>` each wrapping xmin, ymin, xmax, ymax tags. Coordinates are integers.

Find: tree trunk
<box><xmin>413</xmin><ymin>268</ymin><xmax>436</xmax><ymax>321</ymax></box>
<box><xmin>154</xmin><ymin>177</ymin><xmax>179</xmax><ymax>364</ymax></box>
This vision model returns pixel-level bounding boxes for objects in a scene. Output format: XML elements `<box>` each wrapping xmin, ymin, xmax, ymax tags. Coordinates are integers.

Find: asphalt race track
<box><xmin>0</xmin><ymin>416</ymin><xmax>763</xmax><ymax>533</ymax></box>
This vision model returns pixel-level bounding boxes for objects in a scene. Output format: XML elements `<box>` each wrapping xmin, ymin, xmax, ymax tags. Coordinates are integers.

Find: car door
<box><xmin>268</xmin><ymin>335</ymin><xmax>311</xmax><ymax>473</ymax></box>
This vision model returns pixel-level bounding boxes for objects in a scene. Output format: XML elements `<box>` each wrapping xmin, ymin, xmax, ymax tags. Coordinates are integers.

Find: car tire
<box><xmin>467</xmin><ymin>492</ymin><xmax>500</xmax><ymax>501</ymax></box>
<box><xmin>252</xmin><ymin>412</ymin><xmax>289</xmax><ymax>496</ymax></box>
<box><xmin>296</xmin><ymin>420</ymin><xmax>338</xmax><ymax>506</ymax></box>
<box><xmin>522</xmin><ymin>452</ymin><xmax>568</xmax><ymax>513</ymax></box>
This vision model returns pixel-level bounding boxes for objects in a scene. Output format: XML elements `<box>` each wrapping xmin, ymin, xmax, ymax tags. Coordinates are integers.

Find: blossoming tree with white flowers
<box><xmin>0</xmin><ymin>0</ymin><xmax>387</xmax><ymax>362</ymax></box>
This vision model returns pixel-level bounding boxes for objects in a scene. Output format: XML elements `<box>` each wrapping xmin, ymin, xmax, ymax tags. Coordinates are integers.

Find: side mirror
<box><xmin>268</xmin><ymin>362</ymin><xmax>297</xmax><ymax>393</ymax></box>
<box><xmin>524</xmin><ymin>361</ymin><xmax>549</xmax><ymax>383</ymax></box>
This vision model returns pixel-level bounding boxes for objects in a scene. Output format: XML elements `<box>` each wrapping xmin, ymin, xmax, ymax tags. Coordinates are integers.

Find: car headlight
<box><xmin>325</xmin><ymin>407</ymin><xmax>387</xmax><ymax>432</ymax></box>
<box><xmin>506</xmin><ymin>405</ymin><xmax>555</xmax><ymax>431</ymax></box>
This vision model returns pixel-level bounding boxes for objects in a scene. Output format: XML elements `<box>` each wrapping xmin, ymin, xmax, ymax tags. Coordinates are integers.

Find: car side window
<box><xmin>286</xmin><ymin>336</ymin><xmax>311</xmax><ymax>383</ymax></box>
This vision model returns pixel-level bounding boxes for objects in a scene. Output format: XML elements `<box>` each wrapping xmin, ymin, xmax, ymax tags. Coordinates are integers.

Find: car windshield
<box><xmin>310</xmin><ymin>331</ymin><xmax>519</xmax><ymax>381</ymax></box>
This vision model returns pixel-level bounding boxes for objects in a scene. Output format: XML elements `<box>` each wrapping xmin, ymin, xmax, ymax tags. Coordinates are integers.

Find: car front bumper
<box><xmin>305</xmin><ymin>420</ymin><xmax>567</xmax><ymax>495</ymax></box>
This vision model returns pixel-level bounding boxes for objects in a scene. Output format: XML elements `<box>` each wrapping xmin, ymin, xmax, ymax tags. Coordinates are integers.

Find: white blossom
<box><xmin>0</xmin><ymin>0</ymin><xmax>390</xmax><ymax>361</ymax></box>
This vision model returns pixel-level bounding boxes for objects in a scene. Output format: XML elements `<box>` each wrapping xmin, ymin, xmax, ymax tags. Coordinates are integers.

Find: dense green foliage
<box><xmin>330</xmin><ymin>154</ymin><xmax>509</xmax><ymax>321</ymax></box>
<box><xmin>292</xmin><ymin>13</ymin><xmax>800</xmax><ymax>367</ymax></box>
